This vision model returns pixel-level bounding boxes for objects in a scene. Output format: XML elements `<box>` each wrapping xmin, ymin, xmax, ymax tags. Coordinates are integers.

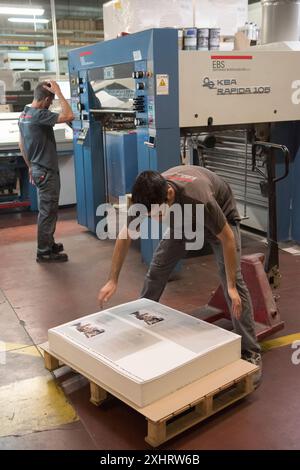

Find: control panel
<box><xmin>69</xmin><ymin>72</ymin><xmax>90</xmax><ymax>145</ymax></box>
<box><xmin>76</xmin><ymin>122</ymin><xmax>89</xmax><ymax>144</ymax></box>
<box><xmin>132</xmin><ymin>62</ymin><xmax>149</xmax><ymax>128</ymax></box>
<box><xmin>69</xmin><ymin>74</ymin><xmax>82</xmax><ymax>121</ymax></box>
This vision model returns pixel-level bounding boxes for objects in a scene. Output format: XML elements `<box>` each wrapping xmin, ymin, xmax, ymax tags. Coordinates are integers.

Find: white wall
<box><xmin>104</xmin><ymin>0</ymin><xmax>248</xmax><ymax>40</ymax></box>
<box><xmin>248</xmin><ymin>1</ymin><xmax>262</xmax><ymax>27</ymax></box>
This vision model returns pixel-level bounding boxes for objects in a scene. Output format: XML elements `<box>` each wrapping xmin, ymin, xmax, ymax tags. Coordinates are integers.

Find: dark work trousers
<box><xmin>31</xmin><ymin>165</ymin><xmax>60</xmax><ymax>255</ymax></box>
<box><xmin>140</xmin><ymin>224</ymin><xmax>261</xmax><ymax>356</ymax></box>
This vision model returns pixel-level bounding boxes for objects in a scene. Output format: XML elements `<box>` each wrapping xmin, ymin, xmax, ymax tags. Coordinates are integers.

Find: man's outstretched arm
<box><xmin>98</xmin><ymin>225</ymin><xmax>132</xmax><ymax>307</ymax></box>
<box><xmin>216</xmin><ymin>222</ymin><xmax>242</xmax><ymax>319</ymax></box>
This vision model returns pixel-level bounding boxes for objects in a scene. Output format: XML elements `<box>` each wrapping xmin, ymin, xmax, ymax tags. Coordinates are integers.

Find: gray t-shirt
<box><xmin>18</xmin><ymin>106</ymin><xmax>59</xmax><ymax>171</ymax></box>
<box><xmin>163</xmin><ymin>165</ymin><xmax>240</xmax><ymax>238</ymax></box>
<box><xmin>127</xmin><ymin>165</ymin><xmax>240</xmax><ymax>241</ymax></box>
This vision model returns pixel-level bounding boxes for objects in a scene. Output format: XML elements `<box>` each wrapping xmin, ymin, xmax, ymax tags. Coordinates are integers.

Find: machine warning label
<box><xmin>156</xmin><ymin>74</ymin><xmax>169</xmax><ymax>95</ymax></box>
<box><xmin>133</xmin><ymin>50</ymin><xmax>142</xmax><ymax>61</ymax></box>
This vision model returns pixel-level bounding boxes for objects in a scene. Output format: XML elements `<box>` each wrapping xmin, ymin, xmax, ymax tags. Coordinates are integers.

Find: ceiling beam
<box><xmin>0</xmin><ymin>28</ymin><xmax>103</xmax><ymax>36</ymax></box>
<box><xmin>0</xmin><ymin>33</ymin><xmax>103</xmax><ymax>43</ymax></box>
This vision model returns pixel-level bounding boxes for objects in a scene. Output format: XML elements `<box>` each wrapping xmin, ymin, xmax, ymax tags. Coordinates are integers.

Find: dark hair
<box><xmin>131</xmin><ymin>171</ymin><xmax>168</xmax><ymax>212</ymax></box>
<box><xmin>34</xmin><ymin>81</ymin><xmax>54</xmax><ymax>101</ymax></box>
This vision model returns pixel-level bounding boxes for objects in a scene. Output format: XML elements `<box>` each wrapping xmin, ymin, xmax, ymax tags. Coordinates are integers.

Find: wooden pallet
<box><xmin>41</xmin><ymin>342</ymin><xmax>258</xmax><ymax>447</ymax></box>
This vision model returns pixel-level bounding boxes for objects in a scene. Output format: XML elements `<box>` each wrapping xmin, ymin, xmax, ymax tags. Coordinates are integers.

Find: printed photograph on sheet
<box><xmin>72</xmin><ymin>322</ymin><xmax>105</xmax><ymax>338</ymax></box>
<box><xmin>130</xmin><ymin>309</ymin><xmax>164</xmax><ymax>326</ymax></box>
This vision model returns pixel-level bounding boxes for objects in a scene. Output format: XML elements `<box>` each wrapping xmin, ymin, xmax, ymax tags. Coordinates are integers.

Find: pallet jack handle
<box><xmin>252</xmin><ymin>142</ymin><xmax>290</xmax><ymax>183</ymax></box>
<box><xmin>251</xmin><ymin>141</ymin><xmax>291</xmax><ymax>288</ymax></box>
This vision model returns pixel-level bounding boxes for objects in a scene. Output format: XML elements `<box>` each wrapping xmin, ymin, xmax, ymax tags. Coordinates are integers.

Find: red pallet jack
<box><xmin>0</xmin><ymin>200</ymin><xmax>30</xmax><ymax>210</ymax></box>
<box><xmin>195</xmin><ymin>142</ymin><xmax>290</xmax><ymax>341</ymax></box>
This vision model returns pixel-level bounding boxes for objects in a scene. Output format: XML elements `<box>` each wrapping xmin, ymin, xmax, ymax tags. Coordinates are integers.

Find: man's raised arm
<box><xmin>43</xmin><ymin>80</ymin><xmax>74</xmax><ymax>123</ymax></box>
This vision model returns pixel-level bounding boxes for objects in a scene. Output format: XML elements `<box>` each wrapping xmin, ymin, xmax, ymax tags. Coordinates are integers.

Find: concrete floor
<box><xmin>1</xmin><ymin>207</ymin><xmax>300</xmax><ymax>450</ymax></box>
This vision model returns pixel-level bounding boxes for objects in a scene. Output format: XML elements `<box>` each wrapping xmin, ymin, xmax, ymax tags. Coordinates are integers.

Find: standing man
<box><xmin>19</xmin><ymin>81</ymin><xmax>74</xmax><ymax>262</ymax></box>
<box><xmin>98</xmin><ymin>165</ymin><xmax>262</xmax><ymax>384</ymax></box>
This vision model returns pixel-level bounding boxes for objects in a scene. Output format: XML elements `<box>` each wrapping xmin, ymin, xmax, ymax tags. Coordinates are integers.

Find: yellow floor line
<box><xmin>1</xmin><ymin>342</ymin><xmax>47</xmax><ymax>357</ymax></box>
<box><xmin>3</xmin><ymin>342</ymin><xmax>31</xmax><ymax>352</ymax></box>
<box><xmin>14</xmin><ymin>345</ymin><xmax>42</xmax><ymax>358</ymax></box>
<box><xmin>0</xmin><ymin>375</ymin><xmax>78</xmax><ymax>437</ymax></box>
<box><xmin>3</xmin><ymin>343</ymin><xmax>43</xmax><ymax>357</ymax></box>
<box><xmin>261</xmin><ymin>332</ymin><xmax>300</xmax><ymax>352</ymax></box>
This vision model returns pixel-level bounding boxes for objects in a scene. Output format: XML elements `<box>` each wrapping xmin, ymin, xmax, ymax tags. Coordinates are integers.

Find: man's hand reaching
<box><xmin>98</xmin><ymin>280</ymin><xmax>117</xmax><ymax>309</ymax></box>
<box><xmin>228</xmin><ymin>287</ymin><xmax>242</xmax><ymax>319</ymax></box>
<box><xmin>97</xmin><ymin>227</ymin><xmax>132</xmax><ymax>310</ymax></box>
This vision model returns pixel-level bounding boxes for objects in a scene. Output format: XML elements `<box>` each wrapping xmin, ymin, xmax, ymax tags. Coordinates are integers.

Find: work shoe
<box><xmin>36</xmin><ymin>252</ymin><xmax>68</xmax><ymax>263</ymax></box>
<box><xmin>52</xmin><ymin>242</ymin><xmax>64</xmax><ymax>254</ymax></box>
<box><xmin>242</xmin><ymin>352</ymin><xmax>262</xmax><ymax>389</ymax></box>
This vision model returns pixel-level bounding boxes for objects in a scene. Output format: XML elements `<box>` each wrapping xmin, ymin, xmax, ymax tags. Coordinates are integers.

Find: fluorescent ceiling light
<box><xmin>8</xmin><ymin>17</ymin><xmax>49</xmax><ymax>24</ymax></box>
<box><xmin>0</xmin><ymin>7</ymin><xmax>44</xmax><ymax>16</ymax></box>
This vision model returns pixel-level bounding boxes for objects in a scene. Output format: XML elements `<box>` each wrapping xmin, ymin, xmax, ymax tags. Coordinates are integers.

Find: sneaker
<box><xmin>52</xmin><ymin>242</ymin><xmax>64</xmax><ymax>254</ymax></box>
<box><xmin>242</xmin><ymin>352</ymin><xmax>262</xmax><ymax>389</ymax></box>
<box><xmin>36</xmin><ymin>252</ymin><xmax>68</xmax><ymax>263</ymax></box>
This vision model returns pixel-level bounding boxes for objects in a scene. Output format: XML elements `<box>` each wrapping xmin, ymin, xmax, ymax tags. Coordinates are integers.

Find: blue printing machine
<box><xmin>68</xmin><ymin>28</ymin><xmax>300</xmax><ymax>265</ymax></box>
<box><xmin>68</xmin><ymin>29</ymin><xmax>180</xmax><ymax>264</ymax></box>
<box><xmin>104</xmin><ymin>130</ymin><xmax>138</xmax><ymax>200</ymax></box>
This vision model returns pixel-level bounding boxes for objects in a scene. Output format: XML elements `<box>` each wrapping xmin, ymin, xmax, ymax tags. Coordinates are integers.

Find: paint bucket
<box><xmin>209</xmin><ymin>28</ymin><xmax>221</xmax><ymax>50</ymax></box>
<box><xmin>197</xmin><ymin>28</ymin><xmax>209</xmax><ymax>50</ymax></box>
<box><xmin>178</xmin><ymin>29</ymin><xmax>183</xmax><ymax>50</ymax></box>
<box><xmin>183</xmin><ymin>28</ymin><xmax>197</xmax><ymax>50</ymax></box>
